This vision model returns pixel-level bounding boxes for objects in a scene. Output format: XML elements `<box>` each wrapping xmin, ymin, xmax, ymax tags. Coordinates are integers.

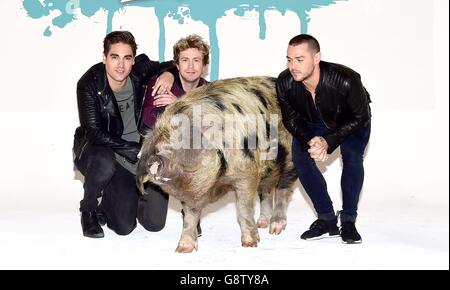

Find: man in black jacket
<box><xmin>73</xmin><ymin>31</ymin><xmax>175</xmax><ymax>238</ymax></box>
<box><xmin>276</xmin><ymin>34</ymin><xmax>371</xmax><ymax>244</ymax></box>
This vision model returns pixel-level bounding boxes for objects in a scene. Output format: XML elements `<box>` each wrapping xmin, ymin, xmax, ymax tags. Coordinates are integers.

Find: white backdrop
<box><xmin>0</xmin><ymin>0</ymin><xmax>448</xmax><ymax>269</ymax></box>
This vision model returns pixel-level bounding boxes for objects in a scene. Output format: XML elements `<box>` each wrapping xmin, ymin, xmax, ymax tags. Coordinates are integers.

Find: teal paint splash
<box><xmin>22</xmin><ymin>0</ymin><xmax>345</xmax><ymax>80</ymax></box>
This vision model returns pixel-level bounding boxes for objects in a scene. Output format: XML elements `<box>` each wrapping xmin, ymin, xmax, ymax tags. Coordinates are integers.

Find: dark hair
<box><xmin>103</xmin><ymin>31</ymin><xmax>138</xmax><ymax>56</ymax></box>
<box><xmin>288</xmin><ymin>34</ymin><xmax>320</xmax><ymax>53</ymax></box>
<box><xmin>173</xmin><ymin>34</ymin><xmax>210</xmax><ymax>65</ymax></box>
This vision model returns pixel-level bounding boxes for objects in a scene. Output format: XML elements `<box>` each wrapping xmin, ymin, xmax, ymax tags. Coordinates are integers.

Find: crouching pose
<box><xmin>73</xmin><ymin>31</ymin><xmax>175</xmax><ymax>238</ymax></box>
<box><xmin>276</xmin><ymin>34</ymin><xmax>371</xmax><ymax>244</ymax></box>
<box><xmin>141</xmin><ymin>34</ymin><xmax>210</xmax><ymax>237</ymax></box>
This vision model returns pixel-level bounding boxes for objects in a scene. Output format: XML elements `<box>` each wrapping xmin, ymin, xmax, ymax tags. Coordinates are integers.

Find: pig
<box><xmin>137</xmin><ymin>76</ymin><xmax>297</xmax><ymax>253</ymax></box>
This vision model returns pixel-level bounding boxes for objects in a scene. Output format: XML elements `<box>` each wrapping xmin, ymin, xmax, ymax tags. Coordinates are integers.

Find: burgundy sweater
<box><xmin>142</xmin><ymin>74</ymin><xmax>208</xmax><ymax>128</ymax></box>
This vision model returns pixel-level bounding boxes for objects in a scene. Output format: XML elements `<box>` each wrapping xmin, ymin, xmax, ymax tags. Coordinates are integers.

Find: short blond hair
<box><xmin>173</xmin><ymin>34</ymin><xmax>210</xmax><ymax>65</ymax></box>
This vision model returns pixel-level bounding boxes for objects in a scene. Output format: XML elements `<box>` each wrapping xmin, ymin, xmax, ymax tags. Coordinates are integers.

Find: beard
<box><xmin>291</xmin><ymin>68</ymin><xmax>314</xmax><ymax>82</ymax></box>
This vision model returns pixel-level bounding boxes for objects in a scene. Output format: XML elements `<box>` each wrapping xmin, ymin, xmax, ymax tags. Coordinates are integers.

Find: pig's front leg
<box><xmin>269</xmin><ymin>187</ymin><xmax>293</xmax><ymax>235</ymax></box>
<box><xmin>235</xmin><ymin>186</ymin><xmax>260</xmax><ymax>248</ymax></box>
<box><xmin>176</xmin><ymin>204</ymin><xmax>201</xmax><ymax>253</ymax></box>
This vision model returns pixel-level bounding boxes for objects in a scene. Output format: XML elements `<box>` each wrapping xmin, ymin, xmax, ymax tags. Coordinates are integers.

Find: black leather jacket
<box><xmin>73</xmin><ymin>54</ymin><xmax>173</xmax><ymax>163</ymax></box>
<box><xmin>276</xmin><ymin>61</ymin><xmax>371</xmax><ymax>153</ymax></box>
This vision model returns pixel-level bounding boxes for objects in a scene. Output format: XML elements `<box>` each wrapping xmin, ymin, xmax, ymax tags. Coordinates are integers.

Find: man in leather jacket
<box><xmin>276</xmin><ymin>34</ymin><xmax>371</xmax><ymax>244</ymax></box>
<box><xmin>73</xmin><ymin>31</ymin><xmax>175</xmax><ymax>238</ymax></box>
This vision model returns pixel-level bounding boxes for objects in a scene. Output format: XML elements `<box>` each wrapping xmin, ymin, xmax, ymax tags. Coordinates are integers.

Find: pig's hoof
<box><xmin>242</xmin><ymin>240</ymin><xmax>258</xmax><ymax>247</ymax></box>
<box><xmin>175</xmin><ymin>236</ymin><xmax>198</xmax><ymax>253</ymax></box>
<box><xmin>241</xmin><ymin>233</ymin><xmax>258</xmax><ymax>247</ymax></box>
<box><xmin>269</xmin><ymin>219</ymin><xmax>286</xmax><ymax>235</ymax></box>
<box><xmin>257</xmin><ymin>216</ymin><xmax>270</xmax><ymax>228</ymax></box>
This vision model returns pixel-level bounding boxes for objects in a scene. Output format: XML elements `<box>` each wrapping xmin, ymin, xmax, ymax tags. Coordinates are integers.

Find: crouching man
<box><xmin>276</xmin><ymin>34</ymin><xmax>372</xmax><ymax>244</ymax></box>
<box><xmin>140</xmin><ymin>34</ymin><xmax>210</xmax><ymax>237</ymax></box>
<box><xmin>73</xmin><ymin>31</ymin><xmax>175</xmax><ymax>238</ymax></box>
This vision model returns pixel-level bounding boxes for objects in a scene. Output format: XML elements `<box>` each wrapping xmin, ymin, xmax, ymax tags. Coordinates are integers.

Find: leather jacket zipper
<box><xmin>137</xmin><ymin>84</ymin><xmax>149</xmax><ymax>136</ymax></box>
<box><xmin>105</xmin><ymin>92</ymin><xmax>111</xmax><ymax>131</ymax></box>
<box><xmin>78</xmin><ymin>141</ymin><xmax>88</xmax><ymax>160</ymax></box>
<box><xmin>312</xmin><ymin>95</ymin><xmax>330</xmax><ymax>129</ymax></box>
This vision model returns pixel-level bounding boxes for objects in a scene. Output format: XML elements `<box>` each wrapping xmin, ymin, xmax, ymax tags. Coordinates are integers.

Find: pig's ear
<box><xmin>140</xmin><ymin>132</ymin><xmax>155</xmax><ymax>162</ymax></box>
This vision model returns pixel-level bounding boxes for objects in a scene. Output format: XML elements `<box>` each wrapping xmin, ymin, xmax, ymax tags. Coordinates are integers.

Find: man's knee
<box><xmin>137</xmin><ymin>204</ymin><xmax>167</xmax><ymax>232</ymax></box>
<box><xmin>137</xmin><ymin>190</ymin><xmax>168</xmax><ymax>232</ymax></box>
<box><xmin>137</xmin><ymin>201</ymin><xmax>167</xmax><ymax>232</ymax></box>
<box><xmin>81</xmin><ymin>146</ymin><xmax>116</xmax><ymax>178</ymax></box>
<box><xmin>138</xmin><ymin>217</ymin><xmax>166</xmax><ymax>232</ymax></box>
<box><xmin>108</xmin><ymin>219</ymin><xmax>137</xmax><ymax>236</ymax></box>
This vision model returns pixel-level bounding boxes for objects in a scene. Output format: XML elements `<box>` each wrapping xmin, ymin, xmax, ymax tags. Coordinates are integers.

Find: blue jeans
<box><xmin>292</xmin><ymin>122</ymin><xmax>371</xmax><ymax>223</ymax></box>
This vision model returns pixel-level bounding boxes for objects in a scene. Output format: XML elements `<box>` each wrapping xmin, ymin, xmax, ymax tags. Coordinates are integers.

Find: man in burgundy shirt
<box><xmin>140</xmin><ymin>34</ymin><xmax>210</xmax><ymax>236</ymax></box>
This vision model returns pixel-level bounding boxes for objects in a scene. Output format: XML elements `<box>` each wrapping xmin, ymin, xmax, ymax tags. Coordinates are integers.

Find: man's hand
<box><xmin>152</xmin><ymin>72</ymin><xmax>174</xmax><ymax>96</ymax></box>
<box><xmin>153</xmin><ymin>91</ymin><xmax>178</xmax><ymax>107</ymax></box>
<box><xmin>308</xmin><ymin>136</ymin><xmax>329</xmax><ymax>162</ymax></box>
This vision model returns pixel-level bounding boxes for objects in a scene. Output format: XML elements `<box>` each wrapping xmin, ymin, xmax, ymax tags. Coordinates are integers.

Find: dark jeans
<box><xmin>74</xmin><ymin>145</ymin><xmax>169</xmax><ymax>235</ymax></box>
<box><xmin>292</xmin><ymin>122</ymin><xmax>371</xmax><ymax>223</ymax></box>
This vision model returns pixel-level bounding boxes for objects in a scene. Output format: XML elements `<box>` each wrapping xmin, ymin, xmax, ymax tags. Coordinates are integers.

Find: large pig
<box><xmin>137</xmin><ymin>77</ymin><xmax>297</xmax><ymax>253</ymax></box>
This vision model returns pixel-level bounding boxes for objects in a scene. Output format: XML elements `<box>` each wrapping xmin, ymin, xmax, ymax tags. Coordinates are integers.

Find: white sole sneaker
<box><xmin>303</xmin><ymin>233</ymin><xmax>341</xmax><ymax>241</ymax></box>
<box><xmin>341</xmin><ymin>239</ymin><xmax>362</xmax><ymax>244</ymax></box>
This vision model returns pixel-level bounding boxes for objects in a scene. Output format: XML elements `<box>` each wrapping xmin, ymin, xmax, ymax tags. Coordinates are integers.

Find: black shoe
<box><xmin>300</xmin><ymin>219</ymin><xmax>340</xmax><ymax>240</ymax></box>
<box><xmin>81</xmin><ymin>211</ymin><xmax>104</xmax><ymax>238</ymax></box>
<box><xmin>181</xmin><ymin>209</ymin><xmax>202</xmax><ymax>238</ymax></box>
<box><xmin>196</xmin><ymin>222</ymin><xmax>202</xmax><ymax>237</ymax></box>
<box><xmin>96</xmin><ymin>210</ymin><xmax>107</xmax><ymax>226</ymax></box>
<box><xmin>340</xmin><ymin>222</ymin><xmax>362</xmax><ymax>244</ymax></box>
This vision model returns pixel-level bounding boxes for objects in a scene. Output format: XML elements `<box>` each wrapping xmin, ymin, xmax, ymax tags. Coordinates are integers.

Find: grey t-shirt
<box><xmin>114</xmin><ymin>77</ymin><xmax>140</xmax><ymax>174</ymax></box>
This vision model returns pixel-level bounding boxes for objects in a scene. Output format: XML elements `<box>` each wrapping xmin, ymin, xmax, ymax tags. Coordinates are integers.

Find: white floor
<box><xmin>0</xmin><ymin>111</ymin><xmax>448</xmax><ymax>270</ymax></box>
<box><xmin>0</xmin><ymin>187</ymin><xmax>448</xmax><ymax>270</ymax></box>
<box><xmin>1</xmin><ymin>0</ymin><xmax>448</xmax><ymax>271</ymax></box>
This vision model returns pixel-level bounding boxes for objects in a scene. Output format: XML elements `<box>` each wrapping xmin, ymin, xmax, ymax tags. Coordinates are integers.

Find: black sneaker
<box><xmin>340</xmin><ymin>222</ymin><xmax>362</xmax><ymax>244</ymax></box>
<box><xmin>81</xmin><ymin>211</ymin><xmax>104</xmax><ymax>238</ymax></box>
<box><xmin>181</xmin><ymin>209</ymin><xmax>202</xmax><ymax>237</ymax></box>
<box><xmin>300</xmin><ymin>219</ymin><xmax>340</xmax><ymax>240</ymax></box>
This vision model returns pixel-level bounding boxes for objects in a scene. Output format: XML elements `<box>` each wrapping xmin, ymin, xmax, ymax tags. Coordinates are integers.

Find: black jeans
<box><xmin>74</xmin><ymin>144</ymin><xmax>169</xmax><ymax>235</ymax></box>
<box><xmin>292</xmin><ymin>122</ymin><xmax>371</xmax><ymax>223</ymax></box>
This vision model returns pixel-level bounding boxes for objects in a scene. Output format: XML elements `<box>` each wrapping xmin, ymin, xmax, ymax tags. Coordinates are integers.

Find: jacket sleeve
<box><xmin>276</xmin><ymin>73</ymin><xmax>314</xmax><ymax>148</ymax></box>
<box><xmin>323</xmin><ymin>75</ymin><xmax>371</xmax><ymax>153</ymax></box>
<box><xmin>134</xmin><ymin>54</ymin><xmax>176</xmax><ymax>83</ymax></box>
<box><xmin>76</xmin><ymin>78</ymin><xmax>140</xmax><ymax>163</ymax></box>
<box><xmin>142</xmin><ymin>76</ymin><xmax>159</xmax><ymax>129</ymax></box>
